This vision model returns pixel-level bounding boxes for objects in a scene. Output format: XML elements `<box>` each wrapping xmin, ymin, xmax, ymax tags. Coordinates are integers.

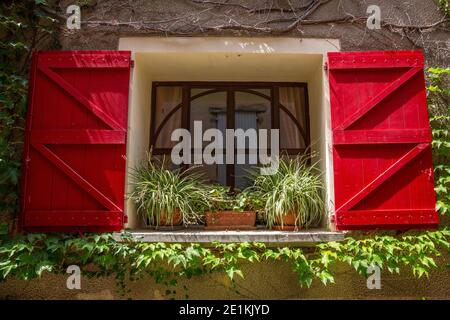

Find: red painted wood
<box><xmin>333</xmin><ymin>129</ymin><xmax>432</xmax><ymax>145</ymax></box>
<box><xmin>337</xmin><ymin>67</ymin><xmax>422</xmax><ymax>130</ymax></box>
<box><xmin>24</xmin><ymin>211</ymin><xmax>123</xmax><ymax>227</ymax></box>
<box><xmin>337</xmin><ymin>143</ymin><xmax>428</xmax><ymax>213</ymax></box>
<box><xmin>31</xmin><ymin>130</ymin><xmax>126</xmax><ymax>144</ymax></box>
<box><xmin>336</xmin><ymin>210</ymin><xmax>438</xmax><ymax>229</ymax></box>
<box><xmin>328</xmin><ymin>50</ymin><xmax>424</xmax><ymax>69</ymax></box>
<box><xmin>39</xmin><ymin>65</ymin><xmax>124</xmax><ymax>131</ymax></box>
<box><xmin>328</xmin><ymin>50</ymin><xmax>439</xmax><ymax>230</ymax></box>
<box><xmin>20</xmin><ymin>51</ymin><xmax>131</xmax><ymax>232</ymax></box>
<box><xmin>32</xmin><ymin>143</ymin><xmax>122</xmax><ymax>212</ymax></box>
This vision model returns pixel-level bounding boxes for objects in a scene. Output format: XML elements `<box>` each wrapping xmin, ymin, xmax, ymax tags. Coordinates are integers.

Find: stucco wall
<box><xmin>58</xmin><ymin>0</ymin><xmax>450</xmax><ymax>66</ymax></box>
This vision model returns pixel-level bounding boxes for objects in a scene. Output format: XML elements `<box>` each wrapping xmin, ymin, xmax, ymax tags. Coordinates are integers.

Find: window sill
<box><xmin>115</xmin><ymin>227</ymin><xmax>345</xmax><ymax>243</ymax></box>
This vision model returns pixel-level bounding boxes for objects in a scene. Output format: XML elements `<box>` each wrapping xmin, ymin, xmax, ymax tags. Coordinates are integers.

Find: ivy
<box><xmin>438</xmin><ymin>0</ymin><xmax>450</xmax><ymax>24</ymax></box>
<box><xmin>0</xmin><ymin>230</ymin><xmax>449</xmax><ymax>297</ymax></box>
<box><xmin>0</xmin><ymin>0</ymin><xmax>58</xmax><ymax>221</ymax></box>
<box><xmin>428</xmin><ymin>67</ymin><xmax>450</xmax><ymax>215</ymax></box>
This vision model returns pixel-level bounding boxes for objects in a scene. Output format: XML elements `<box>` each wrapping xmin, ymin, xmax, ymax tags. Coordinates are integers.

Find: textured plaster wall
<box><xmin>57</xmin><ymin>0</ymin><xmax>450</xmax><ymax>66</ymax></box>
<box><xmin>2</xmin><ymin>0</ymin><xmax>448</xmax><ymax>300</ymax></box>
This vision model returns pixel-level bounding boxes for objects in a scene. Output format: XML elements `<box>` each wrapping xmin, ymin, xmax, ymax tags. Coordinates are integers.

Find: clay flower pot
<box><xmin>205</xmin><ymin>210</ymin><xmax>257</xmax><ymax>230</ymax></box>
<box><xmin>144</xmin><ymin>209</ymin><xmax>183</xmax><ymax>228</ymax></box>
<box><xmin>271</xmin><ymin>212</ymin><xmax>300</xmax><ymax>231</ymax></box>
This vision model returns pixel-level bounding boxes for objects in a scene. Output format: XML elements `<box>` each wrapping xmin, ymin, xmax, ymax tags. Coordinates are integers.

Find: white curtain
<box><xmin>154</xmin><ymin>86</ymin><xmax>182</xmax><ymax>148</ymax></box>
<box><xmin>279</xmin><ymin>87</ymin><xmax>306</xmax><ymax>149</ymax></box>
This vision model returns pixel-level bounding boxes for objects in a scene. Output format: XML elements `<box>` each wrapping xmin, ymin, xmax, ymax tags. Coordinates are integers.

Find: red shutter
<box><xmin>328</xmin><ymin>50</ymin><xmax>439</xmax><ymax>230</ymax></box>
<box><xmin>20</xmin><ymin>51</ymin><xmax>131</xmax><ymax>232</ymax></box>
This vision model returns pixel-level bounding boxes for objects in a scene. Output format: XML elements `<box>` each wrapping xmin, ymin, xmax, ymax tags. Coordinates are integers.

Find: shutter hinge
<box><xmin>330</xmin><ymin>214</ymin><xmax>336</xmax><ymax>223</ymax></box>
<box><xmin>130</xmin><ymin>60</ymin><xmax>135</xmax><ymax>68</ymax></box>
<box><xmin>124</xmin><ymin>215</ymin><xmax>128</xmax><ymax>223</ymax></box>
<box><xmin>323</xmin><ymin>62</ymin><xmax>328</xmax><ymax>71</ymax></box>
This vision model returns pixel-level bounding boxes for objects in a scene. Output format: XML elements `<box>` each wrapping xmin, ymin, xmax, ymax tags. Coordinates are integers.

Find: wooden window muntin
<box><xmin>150</xmin><ymin>82</ymin><xmax>310</xmax><ymax>187</ymax></box>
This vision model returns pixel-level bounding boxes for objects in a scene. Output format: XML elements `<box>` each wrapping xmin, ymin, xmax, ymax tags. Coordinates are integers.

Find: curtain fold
<box><xmin>154</xmin><ymin>86</ymin><xmax>182</xmax><ymax>148</ymax></box>
<box><xmin>279</xmin><ymin>87</ymin><xmax>306</xmax><ymax>149</ymax></box>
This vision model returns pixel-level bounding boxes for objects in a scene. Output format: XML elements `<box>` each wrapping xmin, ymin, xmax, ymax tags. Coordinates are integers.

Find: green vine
<box><xmin>438</xmin><ymin>0</ymin><xmax>450</xmax><ymax>24</ymax></box>
<box><xmin>0</xmin><ymin>0</ymin><xmax>57</xmax><ymax>224</ymax></box>
<box><xmin>428</xmin><ymin>67</ymin><xmax>450</xmax><ymax>215</ymax></box>
<box><xmin>0</xmin><ymin>229</ymin><xmax>449</xmax><ymax>297</ymax></box>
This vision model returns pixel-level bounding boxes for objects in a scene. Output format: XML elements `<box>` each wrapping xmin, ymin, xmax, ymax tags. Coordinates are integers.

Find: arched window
<box><xmin>150</xmin><ymin>82</ymin><xmax>310</xmax><ymax>189</ymax></box>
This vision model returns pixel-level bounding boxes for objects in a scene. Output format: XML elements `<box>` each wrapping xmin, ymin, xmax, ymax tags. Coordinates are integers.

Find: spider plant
<box><xmin>128</xmin><ymin>156</ymin><xmax>209</xmax><ymax>227</ymax></box>
<box><xmin>251</xmin><ymin>154</ymin><xmax>325</xmax><ymax>229</ymax></box>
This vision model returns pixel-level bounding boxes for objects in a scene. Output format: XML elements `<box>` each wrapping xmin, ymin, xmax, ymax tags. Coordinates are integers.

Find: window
<box><xmin>150</xmin><ymin>82</ymin><xmax>310</xmax><ymax>188</ymax></box>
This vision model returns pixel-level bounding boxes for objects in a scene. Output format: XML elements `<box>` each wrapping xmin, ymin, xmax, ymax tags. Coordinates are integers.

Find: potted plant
<box><xmin>252</xmin><ymin>155</ymin><xmax>325</xmax><ymax>231</ymax></box>
<box><xmin>128</xmin><ymin>156</ymin><xmax>208</xmax><ymax>229</ymax></box>
<box><xmin>203</xmin><ymin>186</ymin><xmax>260</xmax><ymax>230</ymax></box>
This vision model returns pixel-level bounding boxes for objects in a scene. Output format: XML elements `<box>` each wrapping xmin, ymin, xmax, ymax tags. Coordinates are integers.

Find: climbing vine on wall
<box><xmin>438</xmin><ymin>0</ymin><xmax>450</xmax><ymax>24</ymax></box>
<box><xmin>0</xmin><ymin>0</ymin><xmax>58</xmax><ymax>225</ymax></box>
<box><xmin>0</xmin><ymin>230</ymin><xmax>449</xmax><ymax>297</ymax></box>
<box><xmin>428</xmin><ymin>67</ymin><xmax>450</xmax><ymax>216</ymax></box>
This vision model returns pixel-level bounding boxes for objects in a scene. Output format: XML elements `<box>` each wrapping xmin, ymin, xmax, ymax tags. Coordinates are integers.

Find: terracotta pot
<box><xmin>205</xmin><ymin>210</ymin><xmax>257</xmax><ymax>230</ymax></box>
<box><xmin>272</xmin><ymin>212</ymin><xmax>300</xmax><ymax>231</ymax></box>
<box><xmin>145</xmin><ymin>209</ymin><xmax>183</xmax><ymax>227</ymax></box>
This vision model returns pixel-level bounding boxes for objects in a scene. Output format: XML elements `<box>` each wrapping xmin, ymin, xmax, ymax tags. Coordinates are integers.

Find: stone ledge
<box><xmin>114</xmin><ymin>228</ymin><xmax>345</xmax><ymax>243</ymax></box>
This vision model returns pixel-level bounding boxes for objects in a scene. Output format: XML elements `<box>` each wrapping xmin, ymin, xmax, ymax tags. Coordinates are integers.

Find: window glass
<box><xmin>190</xmin><ymin>90</ymin><xmax>227</xmax><ymax>184</ymax></box>
<box><xmin>150</xmin><ymin>84</ymin><xmax>309</xmax><ymax>188</ymax></box>
<box><xmin>234</xmin><ymin>90</ymin><xmax>271</xmax><ymax>189</ymax></box>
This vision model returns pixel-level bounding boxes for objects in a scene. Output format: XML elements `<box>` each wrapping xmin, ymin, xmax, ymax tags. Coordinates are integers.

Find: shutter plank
<box><xmin>328</xmin><ymin>50</ymin><xmax>439</xmax><ymax>230</ymax></box>
<box><xmin>20</xmin><ymin>51</ymin><xmax>131</xmax><ymax>232</ymax></box>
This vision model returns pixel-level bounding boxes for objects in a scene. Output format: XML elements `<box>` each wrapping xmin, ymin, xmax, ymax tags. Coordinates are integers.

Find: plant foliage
<box><xmin>427</xmin><ymin>67</ymin><xmax>450</xmax><ymax>215</ymax></box>
<box><xmin>438</xmin><ymin>0</ymin><xmax>450</xmax><ymax>24</ymax></box>
<box><xmin>128</xmin><ymin>156</ymin><xmax>209</xmax><ymax>226</ymax></box>
<box><xmin>0</xmin><ymin>229</ymin><xmax>448</xmax><ymax>297</ymax></box>
<box><xmin>0</xmin><ymin>0</ymin><xmax>57</xmax><ymax>222</ymax></box>
<box><xmin>201</xmin><ymin>185</ymin><xmax>264</xmax><ymax>212</ymax></box>
<box><xmin>251</xmin><ymin>155</ymin><xmax>325</xmax><ymax>229</ymax></box>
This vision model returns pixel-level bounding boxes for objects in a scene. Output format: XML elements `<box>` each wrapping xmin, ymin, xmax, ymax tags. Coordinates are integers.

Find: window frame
<box><xmin>149</xmin><ymin>81</ymin><xmax>311</xmax><ymax>187</ymax></box>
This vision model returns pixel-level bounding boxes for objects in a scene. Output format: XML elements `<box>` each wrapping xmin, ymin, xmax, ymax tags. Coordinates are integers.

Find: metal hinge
<box><xmin>130</xmin><ymin>60</ymin><xmax>135</xmax><ymax>68</ymax></box>
<box><xmin>124</xmin><ymin>215</ymin><xmax>129</xmax><ymax>223</ymax></box>
<box><xmin>324</xmin><ymin>61</ymin><xmax>328</xmax><ymax>71</ymax></box>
